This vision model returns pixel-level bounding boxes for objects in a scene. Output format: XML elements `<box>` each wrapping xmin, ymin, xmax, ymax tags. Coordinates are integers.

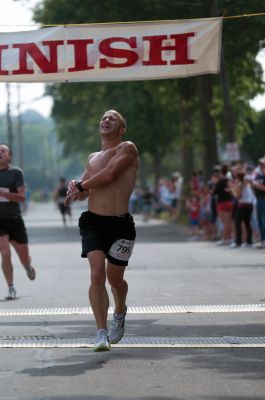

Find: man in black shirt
<box><xmin>0</xmin><ymin>144</ymin><xmax>36</xmax><ymax>300</ymax></box>
<box><xmin>53</xmin><ymin>177</ymin><xmax>72</xmax><ymax>226</ymax></box>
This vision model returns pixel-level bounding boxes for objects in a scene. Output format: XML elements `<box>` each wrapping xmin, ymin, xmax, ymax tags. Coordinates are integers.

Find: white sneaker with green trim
<box><xmin>109</xmin><ymin>305</ymin><xmax>127</xmax><ymax>344</ymax></box>
<box><xmin>5</xmin><ymin>286</ymin><xmax>16</xmax><ymax>300</ymax></box>
<box><xmin>93</xmin><ymin>329</ymin><xmax>110</xmax><ymax>352</ymax></box>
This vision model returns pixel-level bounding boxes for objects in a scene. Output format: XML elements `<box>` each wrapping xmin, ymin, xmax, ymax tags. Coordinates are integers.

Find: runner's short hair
<box><xmin>0</xmin><ymin>143</ymin><xmax>12</xmax><ymax>156</ymax></box>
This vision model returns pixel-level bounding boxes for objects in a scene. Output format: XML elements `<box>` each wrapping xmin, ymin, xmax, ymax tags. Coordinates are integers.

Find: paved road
<box><xmin>0</xmin><ymin>202</ymin><xmax>265</xmax><ymax>400</ymax></box>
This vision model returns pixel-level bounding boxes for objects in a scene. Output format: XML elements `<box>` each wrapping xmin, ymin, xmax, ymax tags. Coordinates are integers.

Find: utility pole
<box><xmin>6</xmin><ymin>83</ymin><xmax>13</xmax><ymax>152</ymax></box>
<box><xmin>17</xmin><ymin>84</ymin><xmax>24</xmax><ymax>170</ymax></box>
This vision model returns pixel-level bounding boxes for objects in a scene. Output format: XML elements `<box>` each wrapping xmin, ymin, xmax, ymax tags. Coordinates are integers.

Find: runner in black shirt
<box><xmin>53</xmin><ymin>177</ymin><xmax>72</xmax><ymax>226</ymax></box>
<box><xmin>0</xmin><ymin>144</ymin><xmax>36</xmax><ymax>300</ymax></box>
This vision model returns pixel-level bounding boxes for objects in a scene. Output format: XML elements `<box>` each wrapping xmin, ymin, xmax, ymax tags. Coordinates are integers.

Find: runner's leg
<box><xmin>107</xmin><ymin>261</ymin><xmax>128</xmax><ymax>315</ymax></box>
<box><xmin>87</xmin><ymin>250</ymin><xmax>109</xmax><ymax>329</ymax></box>
<box><xmin>0</xmin><ymin>235</ymin><xmax>13</xmax><ymax>285</ymax></box>
<box><xmin>11</xmin><ymin>241</ymin><xmax>31</xmax><ymax>268</ymax></box>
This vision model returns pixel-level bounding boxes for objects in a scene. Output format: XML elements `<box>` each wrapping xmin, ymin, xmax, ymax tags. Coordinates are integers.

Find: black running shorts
<box><xmin>79</xmin><ymin>210</ymin><xmax>136</xmax><ymax>267</ymax></box>
<box><xmin>0</xmin><ymin>216</ymin><xmax>28</xmax><ymax>243</ymax></box>
<box><xmin>58</xmin><ymin>203</ymin><xmax>71</xmax><ymax>215</ymax></box>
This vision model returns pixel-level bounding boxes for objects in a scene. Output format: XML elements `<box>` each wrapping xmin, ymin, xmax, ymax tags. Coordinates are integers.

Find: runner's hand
<box><xmin>67</xmin><ymin>180</ymin><xmax>77</xmax><ymax>195</ymax></box>
<box><xmin>64</xmin><ymin>191</ymin><xmax>78</xmax><ymax>207</ymax></box>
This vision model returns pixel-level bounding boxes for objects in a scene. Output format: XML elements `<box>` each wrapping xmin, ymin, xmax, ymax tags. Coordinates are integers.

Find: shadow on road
<box><xmin>19</xmin><ymin>346</ymin><xmax>265</xmax><ymax>383</ymax></box>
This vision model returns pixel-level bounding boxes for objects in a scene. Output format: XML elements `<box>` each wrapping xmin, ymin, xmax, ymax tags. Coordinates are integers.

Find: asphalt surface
<box><xmin>0</xmin><ymin>202</ymin><xmax>265</xmax><ymax>400</ymax></box>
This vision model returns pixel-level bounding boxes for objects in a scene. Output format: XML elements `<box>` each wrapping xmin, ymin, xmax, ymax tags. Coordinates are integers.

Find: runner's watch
<box><xmin>75</xmin><ymin>181</ymin><xmax>85</xmax><ymax>192</ymax></box>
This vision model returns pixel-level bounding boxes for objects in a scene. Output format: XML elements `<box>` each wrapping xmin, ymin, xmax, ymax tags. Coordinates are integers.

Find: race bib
<box><xmin>0</xmin><ymin>187</ymin><xmax>10</xmax><ymax>202</ymax></box>
<box><xmin>108</xmin><ymin>239</ymin><xmax>135</xmax><ymax>261</ymax></box>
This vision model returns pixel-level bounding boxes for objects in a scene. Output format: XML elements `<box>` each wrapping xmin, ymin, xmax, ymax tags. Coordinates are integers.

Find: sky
<box><xmin>0</xmin><ymin>0</ymin><xmax>264</xmax><ymax>117</ymax></box>
<box><xmin>0</xmin><ymin>0</ymin><xmax>53</xmax><ymax>117</ymax></box>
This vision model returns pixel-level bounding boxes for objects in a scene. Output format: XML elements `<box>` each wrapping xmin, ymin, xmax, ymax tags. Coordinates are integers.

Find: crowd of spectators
<box><xmin>129</xmin><ymin>172</ymin><xmax>183</xmax><ymax>223</ymax></box>
<box><xmin>186</xmin><ymin>157</ymin><xmax>265</xmax><ymax>249</ymax></box>
<box><xmin>131</xmin><ymin>156</ymin><xmax>265</xmax><ymax>249</ymax></box>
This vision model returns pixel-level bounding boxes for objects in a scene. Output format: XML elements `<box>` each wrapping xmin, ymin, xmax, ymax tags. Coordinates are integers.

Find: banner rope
<box><xmin>0</xmin><ymin>12</ymin><xmax>265</xmax><ymax>28</ymax></box>
<box><xmin>223</xmin><ymin>11</ymin><xmax>265</xmax><ymax>19</ymax></box>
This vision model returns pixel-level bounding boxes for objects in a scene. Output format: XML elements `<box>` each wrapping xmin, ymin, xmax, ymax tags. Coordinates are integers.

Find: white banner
<box><xmin>0</xmin><ymin>18</ymin><xmax>222</xmax><ymax>82</ymax></box>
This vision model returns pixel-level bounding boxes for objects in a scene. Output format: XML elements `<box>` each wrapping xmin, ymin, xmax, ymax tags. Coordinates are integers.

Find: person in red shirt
<box><xmin>186</xmin><ymin>195</ymin><xmax>200</xmax><ymax>239</ymax></box>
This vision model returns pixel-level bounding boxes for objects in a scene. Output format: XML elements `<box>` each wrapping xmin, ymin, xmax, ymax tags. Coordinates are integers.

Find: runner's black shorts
<box><xmin>0</xmin><ymin>216</ymin><xmax>28</xmax><ymax>243</ymax></box>
<box><xmin>79</xmin><ymin>210</ymin><xmax>136</xmax><ymax>267</ymax></box>
<box><xmin>58</xmin><ymin>203</ymin><xmax>71</xmax><ymax>215</ymax></box>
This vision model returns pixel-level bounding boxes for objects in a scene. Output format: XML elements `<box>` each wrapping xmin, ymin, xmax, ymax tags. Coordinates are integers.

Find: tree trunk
<box><xmin>219</xmin><ymin>54</ymin><xmax>236</xmax><ymax>142</ymax></box>
<box><xmin>197</xmin><ymin>75</ymin><xmax>219</xmax><ymax>179</ymax></box>
<box><xmin>152</xmin><ymin>152</ymin><xmax>162</xmax><ymax>185</ymax></box>
<box><xmin>178</xmin><ymin>87</ymin><xmax>194</xmax><ymax>199</ymax></box>
<box><xmin>139</xmin><ymin>153</ymin><xmax>147</xmax><ymax>188</ymax></box>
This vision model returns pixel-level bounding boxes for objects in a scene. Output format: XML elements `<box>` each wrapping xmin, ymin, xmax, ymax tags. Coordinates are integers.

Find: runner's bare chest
<box><xmin>89</xmin><ymin>146</ymin><xmax>121</xmax><ymax>174</ymax></box>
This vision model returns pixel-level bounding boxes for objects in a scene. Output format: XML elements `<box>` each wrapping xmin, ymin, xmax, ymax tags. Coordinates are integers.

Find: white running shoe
<box><xmin>230</xmin><ymin>242</ymin><xmax>241</xmax><ymax>249</ymax></box>
<box><xmin>216</xmin><ymin>240</ymin><xmax>230</xmax><ymax>246</ymax></box>
<box><xmin>109</xmin><ymin>305</ymin><xmax>127</xmax><ymax>344</ymax></box>
<box><xmin>241</xmin><ymin>243</ymin><xmax>253</xmax><ymax>248</ymax></box>
<box><xmin>5</xmin><ymin>286</ymin><xmax>16</xmax><ymax>300</ymax></box>
<box><xmin>93</xmin><ymin>329</ymin><xmax>110</xmax><ymax>352</ymax></box>
<box><xmin>26</xmin><ymin>266</ymin><xmax>36</xmax><ymax>281</ymax></box>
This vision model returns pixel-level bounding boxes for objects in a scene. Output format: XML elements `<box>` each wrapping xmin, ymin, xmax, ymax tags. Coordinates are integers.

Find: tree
<box><xmin>28</xmin><ymin>0</ymin><xmax>265</xmax><ymax>184</ymax></box>
<box><xmin>242</xmin><ymin>109</ymin><xmax>265</xmax><ymax>163</ymax></box>
<box><xmin>0</xmin><ymin>110</ymin><xmax>84</xmax><ymax>192</ymax></box>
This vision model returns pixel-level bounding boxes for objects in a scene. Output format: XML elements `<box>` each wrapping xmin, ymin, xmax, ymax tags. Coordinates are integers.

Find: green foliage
<box><xmin>28</xmin><ymin>0</ymin><xmax>265</xmax><ymax>178</ymax></box>
<box><xmin>242</xmin><ymin>109</ymin><xmax>265</xmax><ymax>162</ymax></box>
<box><xmin>0</xmin><ymin>110</ymin><xmax>84</xmax><ymax>191</ymax></box>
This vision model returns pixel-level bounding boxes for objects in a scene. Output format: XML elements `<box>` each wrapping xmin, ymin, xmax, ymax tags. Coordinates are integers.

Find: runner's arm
<box><xmin>64</xmin><ymin>155</ymin><xmax>94</xmax><ymax>206</ymax></box>
<box><xmin>252</xmin><ymin>181</ymin><xmax>265</xmax><ymax>191</ymax></box>
<box><xmin>0</xmin><ymin>186</ymin><xmax>25</xmax><ymax>202</ymax></box>
<box><xmin>80</xmin><ymin>143</ymin><xmax>138</xmax><ymax>190</ymax></box>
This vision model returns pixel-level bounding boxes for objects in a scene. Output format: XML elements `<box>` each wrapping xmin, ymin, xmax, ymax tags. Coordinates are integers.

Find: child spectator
<box><xmin>200</xmin><ymin>185</ymin><xmax>216</xmax><ymax>240</ymax></box>
<box><xmin>186</xmin><ymin>195</ymin><xmax>200</xmax><ymax>240</ymax></box>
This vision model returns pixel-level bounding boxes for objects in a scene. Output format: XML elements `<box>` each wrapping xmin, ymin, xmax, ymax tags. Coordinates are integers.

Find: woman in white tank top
<box><xmin>231</xmin><ymin>172</ymin><xmax>253</xmax><ymax>247</ymax></box>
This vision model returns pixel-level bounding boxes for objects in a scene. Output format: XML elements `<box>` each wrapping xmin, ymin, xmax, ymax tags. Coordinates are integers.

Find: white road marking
<box><xmin>0</xmin><ymin>304</ymin><xmax>265</xmax><ymax>317</ymax></box>
<box><xmin>1</xmin><ymin>336</ymin><xmax>265</xmax><ymax>348</ymax></box>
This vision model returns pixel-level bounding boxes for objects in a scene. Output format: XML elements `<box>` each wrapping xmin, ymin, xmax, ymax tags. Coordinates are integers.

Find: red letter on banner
<box><xmin>99</xmin><ymin>37</ymin><xmax>138</xmax><ymax>68</ymax></box>
<box><xmin>143</xmin><ymin>33</ymin><xmax>195</xmax><ymax>65</ymax></box>
<box><xmin>0</xmin><ymin>45</ymin><xmax>8</xmax><ymax>75</ymax></box>
<box><xmin>12</xmin><ymin>40</ymin><xmax>64</xmax><ymax>74</ymax></box>
<box><xmin>67</xmin><ymin>39</ymin><xmax>94</xmax><ymax>71</ymax></box>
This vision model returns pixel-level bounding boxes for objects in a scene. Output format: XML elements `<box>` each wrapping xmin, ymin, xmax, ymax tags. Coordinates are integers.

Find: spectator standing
<box><xmin>141</xmin><ymin>187</ymin><xmax>153</xmax><ymax>222</ymax></box>
<box><xmin>213</xmin><ymin>165</ymin><xmax>233</xmax><ymax>245</ymax></box>
<box><xmin>170</xmin><ymin>172</ymin><xmax>182</xmax><ymax>221</ymax></box>
<box><xmin>230</xmin><ymin>171</ymin><xmax>253</xmax><ymax>248</ymax></box>
<box><xmin>252</xmin><ymin>157</ymin><xmax>265</xmax><ymax>248</ymax></box>
<box><xmin>157</xmin><ymin>178</ymin><xmax>172</xmax><ymax>214</ymax></box>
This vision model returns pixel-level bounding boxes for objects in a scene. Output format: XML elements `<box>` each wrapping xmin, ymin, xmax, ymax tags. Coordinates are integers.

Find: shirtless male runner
<box><xmin>65</xmin><ymin>110</ymin><xmax>139</xmax><ymax>351</ymax></box>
